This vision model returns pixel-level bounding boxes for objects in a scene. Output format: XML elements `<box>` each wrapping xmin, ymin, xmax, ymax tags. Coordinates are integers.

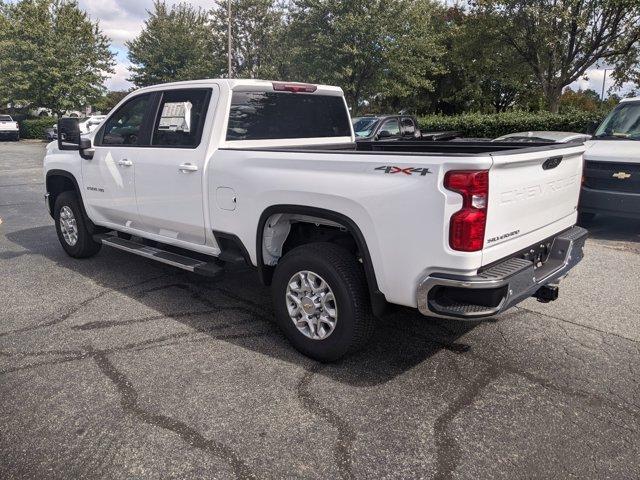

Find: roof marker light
<box><xmin>272</xmin><ymin>82</ymin><xmax>318</xmax><ymax>93</ymax></box>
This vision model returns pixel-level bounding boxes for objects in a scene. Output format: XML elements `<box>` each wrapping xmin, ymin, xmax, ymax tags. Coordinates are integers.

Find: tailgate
<box><xmin>482</xmin><ymin>144</ymin><xmax>585</xmax><ymax>265</ymax></box>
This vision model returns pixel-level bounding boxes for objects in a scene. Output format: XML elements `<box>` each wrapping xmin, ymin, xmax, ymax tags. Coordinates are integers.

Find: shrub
<box><xmin>20</xmin><ymin>117</ymin><xmax>57</xmax><ymax>139</ymax></box>
<box><xmin>418</xmin><ymin>110</ymin><xmax>608</xmax><ymax>139</ymax></box>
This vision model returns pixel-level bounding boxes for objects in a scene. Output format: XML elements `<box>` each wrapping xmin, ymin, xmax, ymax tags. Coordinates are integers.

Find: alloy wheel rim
<box><xmin>286</xmin><ymin>270</ymin><xmax>337</xmax><ymax>340</ymax></box>
<box><xmin>59</xmin><ymin>206</ymin><xmax>78</xmax><ymax>246</ymax></box>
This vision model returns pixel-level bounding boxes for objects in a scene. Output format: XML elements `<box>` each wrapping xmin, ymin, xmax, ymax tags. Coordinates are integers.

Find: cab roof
<box><xmin>131</xmin><ymin>78</ymin><xmax>344</xmax><ymax>96</ymax></box>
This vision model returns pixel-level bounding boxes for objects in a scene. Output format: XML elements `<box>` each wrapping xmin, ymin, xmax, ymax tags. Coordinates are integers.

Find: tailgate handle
<box><xmin>542</xmin><ymin>156</ymin><xmax>563</xmax><ymax>170</ymax></box>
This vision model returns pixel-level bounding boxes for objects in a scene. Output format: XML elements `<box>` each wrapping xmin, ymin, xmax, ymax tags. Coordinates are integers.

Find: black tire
<box><xmin>54</xmin><ymin>191</ymin><xmax>102</xmax><ymax>258</ymax></box>
<box><xmin>271</xmin><ymin>243</ymin><xmax>374</xmax><ymax>362</ymax></box>
<box><xmin>577</xmin><ymin>211</ymin><xmax>596</xmax><ymax>226</ymax></box>
<box><xmin>13</xmin><ymin>132</ymin><xmax>19</xmax><ymax>141</ymax></box>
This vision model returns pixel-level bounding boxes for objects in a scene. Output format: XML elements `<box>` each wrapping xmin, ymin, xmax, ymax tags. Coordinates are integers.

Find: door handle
<box><xmin>118</xmin><ymin>159</ymin><xmax>133</xmax><ymax>167</ymax></box>
<box><xmin>178</xmin><ymin>163</ymin><xmax>198</xmax><ymax>173</ymax></box>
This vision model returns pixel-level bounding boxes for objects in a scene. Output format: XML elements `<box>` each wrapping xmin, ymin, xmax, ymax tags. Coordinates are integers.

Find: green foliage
<box><xmin>286</xmin><ymin>0</ymin><xmax>446</xmax><ymax>114</ymax></box>
<box><xmin>93</xmin><ymin>90</ymin><xmax>129</xmax><ymax>114</ymax></box>
<box><xmin>418</xmin><ymin>110</ymin><xmax>607</xmax><ymax>138</ymax></box>
<box><xmin>127</xmin><ymin>1</ymin><xmax>225</xmax><ymax>87</ymax></box>
<box><xmin>20</xmin><ymin>117</ymin><xmax>56</xmax><ymax>139</ymax></box>
<box><xmin>211</xmin><ymin>0</ymin><xmax>288</xmax><ymax>79</ymax></box>
<box><xmin>474</xmin><ymin>0</ymin><xmax>640</xmax><ymax>112</ymax></box>
<box><xmin>426</xmin><ymin>7</ymin><xmax>537</xmax><ymax>115</ymax></box>
<box><xmin>0</xmin><ymin>0</ymin><xmax>115</xmax><ymax>114</ymax></box>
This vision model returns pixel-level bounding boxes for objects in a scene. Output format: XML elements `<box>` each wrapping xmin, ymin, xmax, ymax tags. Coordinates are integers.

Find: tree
<box><xmin>0</xmin><ymin>0</ymin><xmax>115</xmax><ymax>115</ymax></box>
<box><xmin>428</xmin><ymin>7</ymin><xmax>536</xmax><ymax>114</ymax></box>
<box><xmin>127</xmin><ymin>1</ymin><xmax>225</xmax><ymax>87</ymax></box>
<box><xmin>93</xmin><ymin>90</ymin><xmax>129</xmax><ymax>113</ymax></box>
<box><xmin>473</xmin><ymin>0</ymin><xmax>640</xmax><ymax>112</ymax></box>
<box><xmin>211</xmin><ymin>0</ymin><xmax>288</xmax><ymax>79</ymax></box>
<box><xmin>559</xmin><ymin>87</ymin><xmax>601</xmax><ymax>112</ymax></box>
<box><xmin>286</xmin><ymin>0</ymin><xmax>446</xmax><ymax>114</ymax></box>
<box><xmin>611</xmin><ymin>46</ymin><xmax>640</xmax><ymax>92</ymax></box>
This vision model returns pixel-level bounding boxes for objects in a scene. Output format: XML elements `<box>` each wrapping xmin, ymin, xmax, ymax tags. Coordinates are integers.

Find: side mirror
<box><xmin>377</xmin><ymin>130</ymin><xmax>392</xmax><ymax>139</ymax></box>
<box><xmin>57</xmin><ymin>118</ymin><xmax>80</xmax><ymax>151</ymax></box>
<box><xmin>57</xmin><ymin>118</ymin><xmax>94</xmax><ymax>159</ymax></box>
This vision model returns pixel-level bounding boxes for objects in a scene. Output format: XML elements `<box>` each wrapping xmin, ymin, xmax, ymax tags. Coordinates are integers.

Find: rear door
<box><xmin>133</xmin><ymin>87</ymin><xmax>217</xmax><ymax>245</ymax></box>
<box><xmin>482</xmin><ymin>144</ymin><xmax>586</xmax><ymax>265</ymax></box>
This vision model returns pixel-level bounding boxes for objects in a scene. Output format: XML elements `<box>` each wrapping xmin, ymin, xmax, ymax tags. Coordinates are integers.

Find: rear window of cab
<box><xmin>226</xmin><ymin>91</ymin><xmax>351</xmax><ymax>141</ymax></box>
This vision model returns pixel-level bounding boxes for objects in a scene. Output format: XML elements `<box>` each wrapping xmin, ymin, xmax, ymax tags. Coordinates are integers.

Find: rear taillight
<box><xmin>272</xmin><ymin>82</ymin><xmax>318</xmax><ymax>93</ymax></box>
<box><xmin>444</xmin><ymin>170</ymin><xmax>489</xmax><ymax>252</ymax></box>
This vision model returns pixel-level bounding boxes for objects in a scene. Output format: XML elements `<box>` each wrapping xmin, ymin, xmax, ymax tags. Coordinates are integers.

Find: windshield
<box><xmin>594</xmin><ymin>102</ymin><xmax>640</xmax><ymax>140</ymax></box>
<box><xmin>0</xmin><ymin>115</ymin><xmax>13</xmax><ymax>122</ymax></box>
<box><xmin>352</xmin><ymin>117</ymin><xmax>379</xmax><ymax>137</ymax></box>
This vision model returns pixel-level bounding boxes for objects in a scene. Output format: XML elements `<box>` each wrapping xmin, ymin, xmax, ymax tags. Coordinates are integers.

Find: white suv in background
<box><xmin>0</xmin><ymin>115</ymin><xmax>20</xmax><ymax>141</ymax></box>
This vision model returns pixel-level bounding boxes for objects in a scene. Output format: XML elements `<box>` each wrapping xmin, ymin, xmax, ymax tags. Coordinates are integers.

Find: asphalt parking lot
<box><xmin>1</xmin><ymin>140</ymin><xmax>639</xmax><ymax>479</ymax></box>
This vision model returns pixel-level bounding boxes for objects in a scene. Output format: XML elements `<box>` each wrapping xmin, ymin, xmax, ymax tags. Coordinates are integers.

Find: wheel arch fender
<box><xmin>45</xmin><ymin>170</ymin><xmax>98</xmax><ymax>232</ymax></box>
<box><xmin>256</xmin><ymin>205</ymin><xmax>388</xmax><ymax>316</ymax></box>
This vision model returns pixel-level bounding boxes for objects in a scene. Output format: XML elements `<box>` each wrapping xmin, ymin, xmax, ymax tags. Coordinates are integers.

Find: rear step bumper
<box><xmin>416</xmin><ymin>226</ymin><xmax>588</xmax><ymax>320</ymax></box>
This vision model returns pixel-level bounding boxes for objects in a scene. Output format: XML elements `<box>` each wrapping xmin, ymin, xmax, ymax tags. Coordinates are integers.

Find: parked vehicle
<box><xmin>44</xmin><ymin>124</ymin><xmax>57</xmax><ymax>142</ymax></box>
<box><xmin>0</xmin><ymin>115</ymin><xmax>20</xmax><ymax>141</ymax></box>
<box><xmin>44</xmin><ymin>79</ymin><xmax>587</xmax><ymax>360</ymax></box>
<box><xmin>579</xmin><ymin>97</ymin><xmax>640</xmax><ymax>222</ymax></box>
<box><xmin>352</xmin><ymin>115</ymin><xmax>421</xmax><ymax>141</ymax></box>
<box><xmin>494</xmin><ymin>131</ymin><xmax>592</xmax><ymax>143</ymax></box>
<box><xmin>79</xmin><ymin>115</ymin><xmax>107</xmax><ymax>134</ymax></box>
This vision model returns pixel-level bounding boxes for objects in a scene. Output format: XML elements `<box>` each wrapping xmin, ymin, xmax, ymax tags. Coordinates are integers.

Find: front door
<box><xmin>82</xmin><ymin>93</ymin><xmax>154</xmax><ymax>230</ymax></box>
<box><xmin>133</xmin><ymin>87</ymin><xmax>217</xmax><ymax>245</ymax></box>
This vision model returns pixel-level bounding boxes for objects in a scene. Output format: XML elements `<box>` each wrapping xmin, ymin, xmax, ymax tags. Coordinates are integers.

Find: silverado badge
<box><xmin>612</xmin><ymin>172</ymin><xmax>631</xmax><ymax>179</ymax></box>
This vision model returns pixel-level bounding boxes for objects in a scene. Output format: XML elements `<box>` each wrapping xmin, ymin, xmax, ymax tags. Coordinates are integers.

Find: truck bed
<box><xmin>240</xmin><ymin>140</ymin><xmax>574</xmax><ymax>156</ymax></box>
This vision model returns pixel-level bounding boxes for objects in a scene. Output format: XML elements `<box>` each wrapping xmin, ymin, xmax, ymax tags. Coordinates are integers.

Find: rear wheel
<box><xmin>271</xmin><ymin>243</ymin><xmax>374</xmax><ymax>362</ymax></box>
<box><xmin>54</xmin><ymin>191</ymin><xmax>101</xmax><ymax>258</ymax></box>
<box><xmin>13</xmin><ymin>132</ymin><xmax>19</xmax><ymax>141</ymax></box>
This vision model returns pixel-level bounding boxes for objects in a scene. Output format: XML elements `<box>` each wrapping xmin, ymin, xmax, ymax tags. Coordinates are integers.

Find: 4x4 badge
<box><xmin>375</xmin><ymin>166</ymin><xmax>431</xmax><ymax>176</ymax></box>
<box><xmin>612</xmin><ymin>172</ymin><xmax>631</xmax><ymax>179</ymax></box>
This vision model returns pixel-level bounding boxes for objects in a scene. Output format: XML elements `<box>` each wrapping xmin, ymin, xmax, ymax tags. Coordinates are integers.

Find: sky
<box><xmin>6</xmin><ymin>0</ymin><xmax>637</xmax><ymax>97</ymax></box>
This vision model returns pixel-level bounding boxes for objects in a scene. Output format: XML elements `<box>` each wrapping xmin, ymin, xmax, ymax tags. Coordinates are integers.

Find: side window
<box><xmin>100</xmin><ymin>94</ymin><xmax>152</xmax><ymax>146</ymax></box>
<box><xmin>152</xmin><ymin>89</ymin><xmax>211</xmax><ymax>148</ymax></box>
<box><xmin>401</xmin><ymin>117</ymin><xmax>415</xmax><ymax>136</ymax></box>
<box><xmin>380</xmin><ymin>119</ymin><xmax>401</xmax><ymax>136</ymax></box>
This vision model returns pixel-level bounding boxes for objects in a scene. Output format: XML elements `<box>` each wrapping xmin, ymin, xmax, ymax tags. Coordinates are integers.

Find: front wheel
<box><xmin>54</xmin><ymin>191</ymin><xmax>101</xmax><ymax>258</ymax></box>
<box><xmin>271</xmin><ymin>243</ymin><xmax>374</xmax><ymax>362</ymax></box>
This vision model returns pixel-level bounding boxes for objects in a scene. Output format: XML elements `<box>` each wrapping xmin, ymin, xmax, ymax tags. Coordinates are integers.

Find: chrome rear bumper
<box><xmin>417</xmin><ymin>226</ymin><xmax>588</xmax><ymax>319</ymax></box>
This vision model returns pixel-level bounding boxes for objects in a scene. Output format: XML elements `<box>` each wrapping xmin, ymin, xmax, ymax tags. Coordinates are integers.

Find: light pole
<box><xmin>227</xmin><ymin>0</ymin><xmax>232</xmax><ymax>78</ymax></box>
<box><xmin>601</xmin><ymin>69</ymin><xmax>608</xmax><ymax>101</ymax></box>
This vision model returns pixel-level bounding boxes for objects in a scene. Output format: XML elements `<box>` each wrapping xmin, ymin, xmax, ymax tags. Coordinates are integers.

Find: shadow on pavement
<box><xmin>5</xmin><ymin>225</ymin><xmax>479</xmax><ymax>387</ymax></box>
<box><xmin>585</xmin><ymin>215</ymin><xmax>640</xmax><ymax>243</ymax></box>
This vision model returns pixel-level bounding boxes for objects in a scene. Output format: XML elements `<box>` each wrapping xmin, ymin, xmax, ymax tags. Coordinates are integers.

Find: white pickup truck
<box><xmin>0</xmin><ymin>114</ymin><xmax>20</xmax><ymax>141</ymax></box>
<box><xmin>580</xmin><ymin>97</ymin><xmax>640</xmax><ymax>222</ymax></box>
<box><xmin>44</xmin><ymin>79</ymin><xmax>587</xmax><ymax>360</ymax></box>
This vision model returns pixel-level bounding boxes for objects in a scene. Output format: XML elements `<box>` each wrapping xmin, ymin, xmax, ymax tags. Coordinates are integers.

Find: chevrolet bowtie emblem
<box><xmin>612</xmin><ymin>172</ymin><xmax>631</xmax><ymax>179</ymax></box>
